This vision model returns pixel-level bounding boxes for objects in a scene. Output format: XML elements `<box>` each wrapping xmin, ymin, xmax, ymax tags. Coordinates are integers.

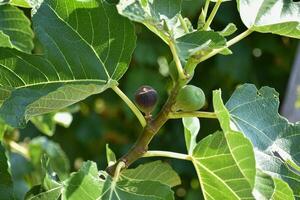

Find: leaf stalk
<box><xmin>111</xmin><ymin>86</ymin><xmax>147</xmax><ymax>128</ymax></box>
<box><xmin>203</xmin><ymin>0</ymin><xmax>222</xmax><ymax>30</ymax></box>
<box><xmin>169</xmin><ymin>111</ymin><xmax>217</xmax><ymax>119</ymax></box>
<box><xmin>143</xmin><ymin>150</ymin><xmax>192</xmax><ymax>161</ymax></box>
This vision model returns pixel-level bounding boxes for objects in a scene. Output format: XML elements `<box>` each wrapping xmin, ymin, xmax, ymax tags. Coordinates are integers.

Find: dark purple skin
<box><xmin>134</xmin><ymin>85</ymin><xmax>158</xmax><ymax>114</ymax></box>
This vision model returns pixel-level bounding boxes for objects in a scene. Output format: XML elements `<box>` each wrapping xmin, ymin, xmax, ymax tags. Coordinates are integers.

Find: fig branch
<box><xmin>107</xmin><ymin>80</ymin><xmax>185</xmax><ymax>175</ymax></box>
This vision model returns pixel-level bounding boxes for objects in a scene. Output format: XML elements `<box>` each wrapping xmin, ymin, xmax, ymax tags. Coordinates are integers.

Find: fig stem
<box><xmin>111</xmin><ymin>86</ymin><xmax>147</xmax><ymax>128</ymax></box>
<box><xmin>168</xmin><ymin>111</ymin><xmax>217</xmax><ymax>119</ymax></box>
<box><xmin>143</xmin><ymin>150</ymin><xmax>192</xmax><ymax>161</ymax></box>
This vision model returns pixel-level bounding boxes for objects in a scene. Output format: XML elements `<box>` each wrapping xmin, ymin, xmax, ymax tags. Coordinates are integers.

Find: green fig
<box><xmin>174</xmin><ymin>85</ymin><xmax>205</xmax><ymax>111</ymax></box>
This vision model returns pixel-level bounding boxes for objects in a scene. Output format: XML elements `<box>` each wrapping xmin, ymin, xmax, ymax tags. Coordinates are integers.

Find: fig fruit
<box><xmin>134</xmin><ymin>85</ymin><xmax>158</xmax><ymax>115</ymax></box>
<box><xmin>174</xmin><ymin>85</ymin><xmax>205</xmax><ymax>111</ymax></box>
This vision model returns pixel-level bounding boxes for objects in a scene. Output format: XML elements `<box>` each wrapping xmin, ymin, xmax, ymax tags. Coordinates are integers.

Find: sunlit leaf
<box><xmin>224</xmin><ymin>84</ymin><xmax>300</xmax><ymax>197</ymax></box>
<box><xmin>0</xmin><ymin>0</ymin><xmax>136</xmax><ymax>128</ymax></box>
<box><xmin>121</xmin><ymin>160</ymin><xmax>181</xmax><ymax>187</ymax></box>
<box><xmin>182</xmin><ymin>117</ymin><xmax>199</xmax><ymax>155</ymax></box>
<box><xmin>101</xmin><ymin>175</ymin><xmax>174</xmax><ymax>200</ymax></box>
<box><xmin>191</xmin><ymin>131</ymin><xmax>255</xmax><ymax>200</ymax></box>
<box><xmin>237</xmin><ymin>0</ymin><xmax>300</xmax><ymax>38</ymax></box>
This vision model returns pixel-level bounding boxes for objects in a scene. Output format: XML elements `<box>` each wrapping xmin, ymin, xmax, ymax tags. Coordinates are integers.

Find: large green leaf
<box><xmin>225</xmin><ymin>84</ymin><xmax>300</xmax><ymax>198</ymax></box>
<box><xmin>0</xmin><ymin>143</ymin><xmax>14</xmax><ymax>200</ymax></box>
<box><xmin>237</xmin><ymin>0</ymin><xmax>300</xmax><ymax>38</ymax></box>
<box><xmin>121</xmin><ymin>160</ymin><xmax>181</xmax><ymax>188</ymax></box>
<box><xmin>213</xmin><ymin>88</ymin><xmax>296</xmax><ymax>200</ymax></box>
<box><xmin>186</xmin><ymin>89</ymin><xmax>257</xmax><ymax>200</ymax></box>
<box><xmin>0</xmin><ymin>4</ymin><xmax>34</xmax><ymax>53</ymax></box>
<box><xmin>191</xmin><ymin>131</ymin><xmax>255</xmax><ymax>200</ymax></box>
<box><xmin>63</xmin><ymin>160</ymin><xmax>176</xmax><ymax>200</ymax></box>
<box><xmin>0</xmin><ymin>0</ymin><xmax>136</xmax><ymax>128</ymax></box>
<box><xmin>182</xmin><ymin>100</ymin><xmax>256</xmax><ymax>199</ymax></box>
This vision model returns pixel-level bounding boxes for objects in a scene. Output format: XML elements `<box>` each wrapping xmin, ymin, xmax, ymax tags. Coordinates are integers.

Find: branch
<box><xmin>107</xmin><ymin>80</ymin><xmax>186</xmax><ymax>175</ymax></box>
<box><xmin>169</xmin><ymin>111</ymin><xmax>217</xmax><ymax>119</ymax></box>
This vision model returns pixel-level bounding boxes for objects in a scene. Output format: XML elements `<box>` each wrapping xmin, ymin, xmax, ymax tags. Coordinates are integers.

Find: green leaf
<box><xmin>10</xmin><ymin>0</ymin><xmax>30</xmax><ymax>8</ymax></box>
<box><xmin>0</xmin><ymin>143</ymin><xmax>14</xmax><ymax>200</ymax></box>
<box><xmin>176</xmin><ymin>31</ymin><xmax>226</xmax><ymax>61</ymax></box>
<box><xmin>101</xmin><ymin>175</ymin><xmax>174</xmax><ymax>200</ymax></box>
<box><xmin>0</xmin><ymin>0</ymin><xmax>136</xmax><ymax>128</ymax></box>
<box><xmin>182</xmin><ymin>117</ymin><xmax>199</xmax><ymax>155</ymax></box>
<box><xmin>253</xmin><ymin>170</ymin><xmax>294</xmax><ymax>200</ymax></box>
<box><xmin>219</xmin><ymin>23</ymin><xmax>237</xmax><ymax>37</ymax></box>
<box><xmin>237</xmin><ymin>0</ymin><xmax>300</xmax><ymax>38</ymax></box>
<box><xmin>117</xmin><ymin>0</ymin><xmax>184</xmax><ymax>42</ymax></box>
<box><xmin>29</xmin><ymin>137</ymin><xmax>70</xmax><ymax>180</ymax></box>
<box><xmin>62</xmin><ymin>161</ymin><xmax>103</xmax><ymax>200</ymax></box>
<box><xmin>121</xmin><ymin>160</ymin><xmax>181</xmax><ymax>187</ymax></box>
<box><xmin>191</xmin><ymin>131</ymin><xmax>255</xmax><ymax>200</ymax></box>
<box><xmin>106</xmin><ymin>144</ymin><xmax>116</xmax><ymax>167</ymax></box>
<box><xmin>0</xmin><ymin>4</ymin><xmax>34</xmax><ymax>53</ymax></box>
<box><xmin>225</xmin><ymin>84</ymin><xmax>300</xmax><ymax>198</ymax></box>
<box><xmin>31</xmin><ymin>113</ymin><xmax>56</xmax><ymax>136</ymax></box>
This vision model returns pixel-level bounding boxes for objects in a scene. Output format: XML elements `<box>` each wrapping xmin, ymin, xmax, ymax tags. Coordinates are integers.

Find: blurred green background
<box><xmin>7</xmin><ymin>0</ymin><xmax>298</xmax><ymax>199</ymax></box>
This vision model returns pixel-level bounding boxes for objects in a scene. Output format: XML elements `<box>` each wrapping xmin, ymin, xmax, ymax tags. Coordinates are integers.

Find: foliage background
<box><xmin>9</xmin><ymin>0</ymin><xmax>298</xmax><ymax>199</ymax></box>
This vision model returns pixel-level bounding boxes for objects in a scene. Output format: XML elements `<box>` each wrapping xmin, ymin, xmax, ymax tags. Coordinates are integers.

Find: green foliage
<box><xmin>0</xmin><ymin>4</ymin><xmax>33</xmax><ymax>53</ymax></box>
<box><xmin>29</xmin><ymin>137</ymin><xmax>70</xmax><ymax>180</ymax></box>
<box><xmin>224</xmin><ymin>84</ymin><xmax>300</xmax><ymax>197</ymax></box>
<box><xmin>0</xmin><ymin>0</ymin><xmax>135</xmax><ymax>128</ymax></box>
<box><xmin>0</xmin><ymin>0</ymin><xmax>300</xmax><ymax>199</ymax></box>
<box><xmin>121</xmin><ymin>161</ymin><xmax>181</xmax><ymax>187</ymax></box>
<box><xmin>0</xmin><ymin>143</ymin><xmax>14</xmax><ymax>200</ymax></box>
<box><xmin>237</xmin><ymin>0</ymin><xmax>300</xmax><ymax>38</ymax></box>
